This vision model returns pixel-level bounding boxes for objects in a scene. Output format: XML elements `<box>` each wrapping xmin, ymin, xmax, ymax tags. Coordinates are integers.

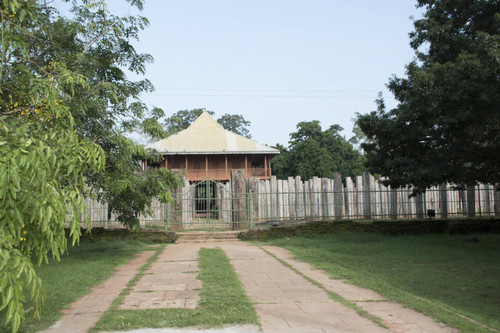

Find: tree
<box><xmin>356</xmin><ymin>0</ymin><xmax>500</xmax><ymax>192</ymax></box>
<box><xmin>0</xmin><ymin>1</ymin><xmax>179</xmax><ymax>331</ymax></box>
<box><xmin>217</xmin><ymin>114</ymin><xmax>251</xmax><ymax>138</ymax></box>
<box><xmin>163</xmin><ymin>108</ymin><xmax>252</xmax><ymax>138</ymax></box>
<box><xmin>272</xmin><ymin>121</ymin><xmax>366</xmax><ymax>179</ymax></box>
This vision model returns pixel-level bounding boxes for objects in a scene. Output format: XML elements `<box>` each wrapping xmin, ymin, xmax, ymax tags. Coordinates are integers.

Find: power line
<box><xmin>145</xmin><ymin>88</ymin><xmax>394</xmax><ymax>99</ymax></box>
<box><xmin>153</xmin><ymin>88</ymin><xmax>391</xmax><ymax>93</ymax></box>
<box><xmin>145</xmin><ymin>93</ymin><xmax>387</xmax><ymax>99</ymax></box>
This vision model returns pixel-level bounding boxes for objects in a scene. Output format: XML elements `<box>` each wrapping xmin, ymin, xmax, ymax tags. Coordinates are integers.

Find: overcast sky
<box><xmin>58</xmin><ymin>0</ymin><xmax>424</xmax><ymax>146</ymax></box>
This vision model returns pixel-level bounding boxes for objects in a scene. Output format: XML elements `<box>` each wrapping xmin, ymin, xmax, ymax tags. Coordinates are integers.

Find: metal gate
<box><xmin>165</xmin><ymin>180</ymin><xmax>251</xmax><ymax>231</ymax></box>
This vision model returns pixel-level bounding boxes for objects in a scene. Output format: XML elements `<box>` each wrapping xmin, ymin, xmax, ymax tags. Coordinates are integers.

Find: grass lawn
<box><xmin>0</xmin><ymin>240</ymin><xmax>151</xmax><ymax>333</ymax></box>
<box><xmin>265</xmin><ymin>232</ymin><xmax>500</xmax><ymax>333</ymax></box>
<box><xmin>93</xmin><ymin>248</ymin><xmax>259</xmax><ymax>331</ymax></box>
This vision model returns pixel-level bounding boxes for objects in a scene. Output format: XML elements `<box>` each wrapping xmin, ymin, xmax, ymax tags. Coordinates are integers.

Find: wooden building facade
<box><xmin>145</xmin><ymin>111</ymin><xmax>279</xmax><ymax>182</ymax></box>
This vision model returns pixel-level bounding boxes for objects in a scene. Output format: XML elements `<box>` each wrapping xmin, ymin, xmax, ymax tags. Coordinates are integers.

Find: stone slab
<box><xmin>263</xmin><ymin>245</ymin><xmax>458</xmax><ymax>333</ymax></box>
<box><xmin>120</xmin><ymin>244</ymin><xmax>202</xmax><ymax>310</ymax></box>
<box><xmin>216</xmin><ymin>242</ymin><xmax>388</xmax><ymax>333</ymax></box>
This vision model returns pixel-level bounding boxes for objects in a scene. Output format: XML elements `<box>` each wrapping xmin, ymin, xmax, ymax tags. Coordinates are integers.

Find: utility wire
<box><xmin>145</xmin><ymin>88</ymin><xmax>393</xmax><ymax>99</ymax></box>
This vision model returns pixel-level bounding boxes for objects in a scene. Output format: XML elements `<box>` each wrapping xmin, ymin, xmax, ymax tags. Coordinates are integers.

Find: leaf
<box><xmin>5</xmin><ymin>297</ymin><xmax>15</xmax><ymax>323</ymax></box>
<box><xmin>12</xmin><ymin>312</ymin><xmax>21</xmax><ymax>333</ymax></box>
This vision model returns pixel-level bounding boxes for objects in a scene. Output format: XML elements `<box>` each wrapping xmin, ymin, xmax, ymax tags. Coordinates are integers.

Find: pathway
<box><xmin>40</xmin><ymin>241</ymin><xmax>459</xmax><ymax>333</ymax></box>
<box><xmin>39</xmin><ymin>250</ymin><xmax>156</xmax><ymax>333</ymax></box>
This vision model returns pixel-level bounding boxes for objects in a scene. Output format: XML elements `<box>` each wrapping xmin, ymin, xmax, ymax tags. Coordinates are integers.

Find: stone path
<box><xmin>221</xmin><ymin>242</ymin><xmax>387</xmax><ymax>333</ymax></box>
<box><xmin>40</xmin><ymin>250</ymin><xmax>156</xmax><ymax>333</ymax></box>
<box><xmin>121</xmin><ymin>244</ymin><xmax>201</xmax><ymax>310</ymax></box>
<box><xmin>41</xmin><ymin>241</ymin><xmax>459</xmax><ymax>333</ymax></box>
<box><xmin>262</xmin><ymin>245</ymin><xmax>458</xmax><ymax>333</ymax></box>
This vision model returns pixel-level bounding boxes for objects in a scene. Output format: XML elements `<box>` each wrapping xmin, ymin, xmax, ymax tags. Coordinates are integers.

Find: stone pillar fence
<box><xmin>81</xmin><ymin>171</ymin><xmax>500</xmax><ymax>228</ymax></box>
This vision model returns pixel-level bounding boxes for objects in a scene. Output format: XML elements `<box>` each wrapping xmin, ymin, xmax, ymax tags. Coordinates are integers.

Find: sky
<box><xmin>58</xmin><ymin>0</ymin><xmax>424</xmax><ymax>147</ymax></box>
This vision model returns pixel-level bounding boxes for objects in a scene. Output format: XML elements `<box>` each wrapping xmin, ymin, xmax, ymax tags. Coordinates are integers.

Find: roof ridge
<box><xmin>187</xmin><ymin>111</ymin><xmax>222</xmax><ymax>129</ymax></box>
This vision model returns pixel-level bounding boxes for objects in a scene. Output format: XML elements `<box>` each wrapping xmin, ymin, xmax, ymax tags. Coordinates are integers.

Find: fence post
<box><xmin>439</xmin><ymin>184</ymin><xmax>448</xmax><ymax>218</ymax></box>
<box><xmin>247</xmin><ymin>177</ymin><xmax>259</xmax><ymax>224</ymax></box>
<box><xmin>231</xmin><ymin>169</ymin><xmax>247</xmax><ymax>230</ymax></box>
<box><xmin>270</xmin><ymin>176</ymin><xmax>278</xmax><ymax>219</ymax></box>
<box><xmin>494</xmin><ymin>184</ymin><xmax>500</xmax><ymax>217</ymax></box>
<box><xmin>321</xmin><ymin>178</ymin><xmax>330</xmax><ymax>220</ymax></box>
<box><xmin>295</xmin><ymin>176</ymin><xmax>304</xmax><ymax>219</ymax></box>
<box><xmin>467</xmin><ymin>185</ymin><xmax>476</xmax><ymax>217</ymax></box>
<box><xmin>333</xmin><ymin>172</ymin><xmax>344</xmax><ymax>220</ymax></box>
<box><xmin>355</xmin><ymin>176</ymin><xmax>363</xmax><ymax>218</ymax></box>
<box><xmin>362</xmin><ymin>172</ymin><xmax>372</xmax><ymax>219</ymax></box>
<box><xmin>171</xmin><ymin>170</ymin><xmax>184</xmax><ymax>231</ymax></box>
<box><xmin>389</xmin><ymin>186</ymin><xmax>398</xmax><ymax>220</ymax></box>
<box><xmin>288</xmin><ymin>177</ymin><xmax>296</xmax><ymax>219</ymax></box>
<box><xmin>248</xmin><ymin>190</ymin><xmax>253</xmax><ymax>229</ymax></box>
<box><xmin>416</xmin><ymin>193</ymin><xmax>425</xmax><ymax>219</ymax></box>
<box><xmin>481</xmin><ymin>184</ymin><xmax>491</xmax><ymax>216</ymax></box>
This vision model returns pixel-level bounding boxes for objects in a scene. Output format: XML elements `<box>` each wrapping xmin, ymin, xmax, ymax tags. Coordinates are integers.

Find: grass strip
<box><xmin>93</xmin><ymin>247</ymin><xmax>259</xmax><ymax>331</ymax></box>
<box><xmin>265</xmin><ymin>233</ymin><xmax>500</xmax><ymax>332</ymax></box>
<box><xmin>0</xmin><ymin>240</ymin><xmax>152</xmax><ymax>333</ymax></box>
<box><xmin>259</xmin><ymin>246</ymin><xmax>388</xmax><ymax>330</ymax></box>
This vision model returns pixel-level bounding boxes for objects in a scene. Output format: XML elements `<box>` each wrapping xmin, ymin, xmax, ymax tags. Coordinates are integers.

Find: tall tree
<box><xmin>0</xmin><ymin>1</ymin><xmax>179</xmax><ymax>331</ymax></box>
<box><xmin>163</xmin><ymin>108</ymin><xmax>252</xmax><ymax>138</ymax></box>
<box><xmin>217</xmin><ymin>113</ymin><xmax>251</xmax><ymax>138</ymax></box>
<box><xmin>272</xmin><ymin>121</ymin><xmax>365</xmax><ymax>179</ymax></box>
<box><xmin>356</xmin><ymin>0</ymin><xmax>500</xmax><ymax>192</ymax></box>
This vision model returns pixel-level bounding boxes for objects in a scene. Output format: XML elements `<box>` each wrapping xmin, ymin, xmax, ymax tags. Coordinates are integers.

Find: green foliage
<box><xmin>163</xmin><ymin>108</ymin><xmax>252</xmax><ymax>138</ymax></box>
<box><xmin>356</xmin><ymin>0</ymin><xmax>500</xmax><ymax>192</ymax></box>
<box><xmin>0</xmin><ymin>0</ymin><xmax>178</xmax><ymax>331</ymax></box>
<box><xmin>272</xmin><ymin>121</ymin><xmax>366</xmax><ymax>179</ymax></box>
<box><xmin>86</xmin><ymin>135</ymin><xmax>181</xmax><ymax>229</ymax></box>
<box><xmin>216</xmin><ymin>114</ymin><xmax>251</xmax><ymax>138</ymax></box>
<box><xmin>0</xmin><ymin>1</ymin><xmax>106</xmax><ymax>330</ymax></box>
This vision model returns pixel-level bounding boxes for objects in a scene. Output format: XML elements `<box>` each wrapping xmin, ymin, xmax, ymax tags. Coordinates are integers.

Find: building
<box><xmin>145</xmin><ymin>111</ymin><xmax>279</xmax><ymax>182</ymax></box>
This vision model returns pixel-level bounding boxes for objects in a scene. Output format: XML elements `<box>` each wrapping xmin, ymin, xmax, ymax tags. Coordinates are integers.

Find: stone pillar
<box><xmin>270</xmin><ymin>176</ymin><xmax>278</xmax><ymax>219</ymax></box>
<box><xmin>321</xmin><ymin>178</ymin><xmax>330</xmax><ymax>220</ymax></box>
<box><xmin>288</xmin><ymin>177</ymin><xmax>296</xmax><ymax>219</ymax></box>
<box><xmin>171</xmin><ymin>170</ymin><xmax>185</xmax><ymax>231</ymax></box>
<box><xmin>389</xmin><ymin>186</ymin><xmax>398</xmax><ymax>220</ymax></box>
<box><xmin>231</xmin><ymin>169</ymin><xmax>247</xmax><ymax>230</ymax></box>
<box><xmin>439</xmin><ymin>184</ymin><xmax>448</xmax><ymax>218</ymax></box>
<box><xmin>416</xmin><ymin>193</ymin><xmax>425</xmax><ymax>219</ymax></box>
<box><xmin>362</xmin><ymin>172</ymin><xmax>372</xmax><ymax>219</ymax></box>
<box><xmin>295</xmin><ymin>176</ymin><xmax>304</xmax><ymax>219</ymax></box>
<box><xmin>312</xmin><ymin>177</ymin><xmax>321</xmax><ymax>219</ymax></box>
<box><xmin>333</xmin><ymin>172</ymin><xmax>344</xmax><ymax>220</ymax></box>
<box><xmin>355</xmin><ymin>176</ymin><xmax>363</xmax><ymax>218</ymax></box>
<box><xmin>247</xmin><ymin>177</ymin><xmax>260</xmax><ymax>224</ymax></box>
<box><xmin>277</xmin><ymin>179</ymin><xmax>284</xmax><ymax>219</ymax></box>
<box><xmin>345</xmin><ymin>177</ymin><xmax>354</xmax><ymax>219</ymax></box>
<box><xmin>494</xmin><ymin>184</ymin><xmax>500</xmax><ymax>217</ymax></box>
<box><xmin>481</xmin><ymin>184</ymin><xmax>491</xmax><ymax>216</ymax></box>
<box><xmin>304</xmin><ymin>180</ymin><xmax>312</xmax><ymax>218</ymax></box>
<box><xmin>467</xmin><ymin>185</ymin><xmax>476</xmax><ymax>217</ymax></box>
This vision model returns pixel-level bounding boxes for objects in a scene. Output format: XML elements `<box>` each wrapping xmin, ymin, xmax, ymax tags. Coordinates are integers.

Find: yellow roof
<box><xmin>146</xmin><ymin>111</ymin><xmax>279</xmax><ymax>155</ymax></box>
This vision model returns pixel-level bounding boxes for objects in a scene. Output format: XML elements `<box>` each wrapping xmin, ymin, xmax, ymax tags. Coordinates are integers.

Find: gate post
<box><xmin>231</xmin><ymin>169</ymin><xmax>247</xmax><ymax>230</ymax></box>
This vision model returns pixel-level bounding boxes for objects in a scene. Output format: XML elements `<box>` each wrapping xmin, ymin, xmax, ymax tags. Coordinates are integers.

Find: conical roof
<box><xmin>146</xmin><ymin>111</ymin><xmax>279</xmax><ymax>155</ymax></box>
